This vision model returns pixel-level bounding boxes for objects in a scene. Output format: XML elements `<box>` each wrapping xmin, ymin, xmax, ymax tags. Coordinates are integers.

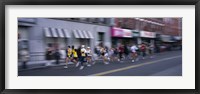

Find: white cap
<box><xmin>81</xmin><ymin>45</ymin><xmax>85</xmax><ymax>48</ymax></box>
<box><xmin>87</xmin><ymin>47</ymin><xmax>90</xmax><ymax>48</ymax></box>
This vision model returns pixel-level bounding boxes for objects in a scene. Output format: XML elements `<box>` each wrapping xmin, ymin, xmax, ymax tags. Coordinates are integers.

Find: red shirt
<box><xmin>140</xmin><ymin>44</ymin><xmax>146</xmax><ymax>52</ymax></box>
<box><xmin>119</xmin><ymin>46</ymin><xmax>124</xmax><ymax>53</ymax></box>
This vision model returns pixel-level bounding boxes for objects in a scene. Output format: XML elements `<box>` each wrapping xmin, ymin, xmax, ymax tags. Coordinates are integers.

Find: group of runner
<box><xmin>61</xmin><ymin>42</ymin><xmax>155</xmax><ymax>70</ymax></box>
<box><xmin>63</xmin><ymin>45</ymin><xmax>93</xmax><ymax>70</ymax></box>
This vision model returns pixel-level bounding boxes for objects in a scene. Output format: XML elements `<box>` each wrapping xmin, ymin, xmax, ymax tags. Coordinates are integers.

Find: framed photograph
<box><xmin>1</xmin><ymin>0</ymin><xmax>198</xmax><ymax>94</ymax></box>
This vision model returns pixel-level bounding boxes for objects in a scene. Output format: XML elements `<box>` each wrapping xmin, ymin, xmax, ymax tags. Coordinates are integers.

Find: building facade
<box><xmin>113</xmin><ymin>18</ymin><xmax>182</xmax><ymax>46</ymax></box>
<box><xmin>18</xmin><ymin>18</ymin><xmax>112</xmax><ymax>61</ymax></box>
<box><xmin>18</xmin><ymin>18</ymin><xmax>182</xmax><ymax>63</ymax></box>
<box><xmin>113</xmin><ymin>18</ymin><xmax>165</xmax><ymax>46</ymax></box>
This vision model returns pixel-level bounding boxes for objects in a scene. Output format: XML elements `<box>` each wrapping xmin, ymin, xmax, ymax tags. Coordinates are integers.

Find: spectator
<box><xmin>45</xmin><ymin>47</ymin><xmax>53</xmax><ymax>66</ymax></box>
<box><xmin>19</xmin><ymin>48</ymin><xmax>29</xmax><ymax>69</ymax></box>
<box><xmin>54</xmin><ymin>48</ymin><xmax>61</xmax><ymax>64</ymax></box>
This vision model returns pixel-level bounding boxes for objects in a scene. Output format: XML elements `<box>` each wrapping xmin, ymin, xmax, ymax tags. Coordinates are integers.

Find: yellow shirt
<box><xmin>67</xmin><ymin>48</ymin><xmax>72</xmax><ymax>56</ymax></box>
<box><xmin>72</xmin><ymin>50</ymin><xmax>78</xmax><ymax>58</ymax></box>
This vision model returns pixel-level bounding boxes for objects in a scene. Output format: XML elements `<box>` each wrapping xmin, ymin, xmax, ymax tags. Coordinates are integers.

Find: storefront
<box><xmin>18</xmin><ymin>18</ymin><xmax>111</xmax><ymax>61</ymax></box>
<box><xmin>160</xmin><ymin>35</ymin><xmax>175</xmax><ymax>43</ymax></box>
<box><xmin>139</xmin><ymin>31</ymin><xmax>156</xmax><ymax>45</ymax></box>
<box><xmin>43</xmin><ymin>27</ymin><xmax>71</xmax><ymax>49</ymax></box>
<box><xmin>111</xmin><ymin>27</ymin><xmax>135</xmax><ymax>47</ymax></box>
<box><xmin>72</xmin><ymin>29</ymin><xmax>94</xmax><ymax>48</ymax></box>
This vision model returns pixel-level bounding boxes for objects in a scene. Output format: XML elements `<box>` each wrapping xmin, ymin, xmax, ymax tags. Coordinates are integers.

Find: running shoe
<box><xmin>75</xmin><ymin>62</ymin><xmax>80</xmax><ymax>67</ymax></box>
<box><xmin>80</xmin><ymin>66</ymin><xmax>84</xmax><ymax>70</ymax></box>
<box><xmin>105</xmin><ymin>62</ymin><xmax>109</xmax><ymax>64</ymax></box>
<box><xmin>64</xmin><ymin>66</ymin><xmax>68</xmax><ymax>68</ymax></box>
<box><xmin>87</xmin><ymin>64</ymin><xmax>91</xmax><ymax>67</ymax></box>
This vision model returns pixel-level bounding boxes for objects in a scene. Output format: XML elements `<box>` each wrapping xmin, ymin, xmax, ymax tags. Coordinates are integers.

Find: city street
<box><xmin>18</xmin><ymin>50</ymin><xmax>182</xmax><ymax>76</ymax></box>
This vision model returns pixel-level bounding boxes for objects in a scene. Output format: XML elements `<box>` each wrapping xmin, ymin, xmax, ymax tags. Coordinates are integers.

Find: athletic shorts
<box><xmin>132</xmin><ymin>52</ymin><xmax>137</xmax><ymax>56</ymax></box>
<box><xmin>73</xmin><ymin>57</ymin><xmax>78</xmax><ymax>61</ymax></box>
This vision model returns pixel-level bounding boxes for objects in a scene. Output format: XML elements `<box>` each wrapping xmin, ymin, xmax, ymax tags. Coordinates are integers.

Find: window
<box><xmin>98</xmin><ymin>32</ymin><xmax>104</xmax><ymax>42</ymax></box>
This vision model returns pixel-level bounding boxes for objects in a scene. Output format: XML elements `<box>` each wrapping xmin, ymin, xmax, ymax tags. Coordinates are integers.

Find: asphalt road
<box><xmin>18</xmin><ymin>50</ymin><xmax>182</xmax><ymax>76</ymax></box>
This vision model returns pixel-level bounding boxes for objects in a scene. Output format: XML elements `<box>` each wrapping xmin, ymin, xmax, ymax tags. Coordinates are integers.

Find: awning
<box><xmin>73</xmin><ymin>30</ymin><xmax>80</xmax><ymax>38</ymax></box>
<box><xmin>73</xmin><ymin>30</ymin><xmax>93</xmax><ymax>39</ymax></box>
<box><xmin>44</xmin><ymin>28</ymin><xmax>51</xmax><ymax>37</ymax></box>
<box><xmin>43</xmin><ymin>27</ymin><xmax>70</xmax><ymax>38</ymax></box>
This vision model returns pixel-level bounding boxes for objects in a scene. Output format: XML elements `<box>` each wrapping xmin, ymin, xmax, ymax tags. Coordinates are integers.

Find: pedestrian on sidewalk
<box><xmin>54</xmin><ymin>48</ymin><xmax>61</xmax><ymax>64</ymax></box>
<box><xmin>19</xmin><ymin>48</ymin><xmax>29</xmax><ymax>69</ymax></box>
<box><xmin>45</xmin><ymin>47</ymin><xmax>53</xmax><ymax>66</ymax></box>
<box><xmin>60</xmin><ymin>47</ymin><xmax>66</xmax><ymax>62</ymax></box>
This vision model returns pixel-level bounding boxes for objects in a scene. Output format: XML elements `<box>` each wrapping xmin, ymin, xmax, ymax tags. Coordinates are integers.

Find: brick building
<box><xmin>113</xmin><ymin>18</ymin><xmax>182</xmax><ymax>45</ymax></box>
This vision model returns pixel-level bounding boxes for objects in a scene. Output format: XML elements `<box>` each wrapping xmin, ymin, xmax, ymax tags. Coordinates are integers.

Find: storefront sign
<box><xmin>123</xmin><ymin>29</ymin><xmax>132</xmax><ymax>38</ymax></box>
<box><xmin>111</xmin><ymin>27</ymin><xmax>132</xmax><ymax>38</ymax></box>
<box><xmin>140</xmin><ymin>31</ymin><xmax>156</xmax><ymax>38</ymax></box>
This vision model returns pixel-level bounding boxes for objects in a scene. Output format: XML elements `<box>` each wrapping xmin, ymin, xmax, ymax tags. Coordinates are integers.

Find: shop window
<box><xmin>98</xmin><ymin>32</ymin><xmax>104</xmax><ymax>42</ymax></box>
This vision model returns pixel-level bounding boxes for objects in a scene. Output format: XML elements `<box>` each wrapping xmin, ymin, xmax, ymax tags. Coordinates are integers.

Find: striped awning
<box><xmin>43</xmin><ymin>27</ymin><xmax>71</xmax><ymax>38</ymax></box>
<box><xmin>73</xmin><ymin>30</ymin><xmax>94</xmax><ymax>39</ymax></box>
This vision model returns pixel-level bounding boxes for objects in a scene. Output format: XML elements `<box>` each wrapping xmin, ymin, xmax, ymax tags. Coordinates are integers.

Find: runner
<box><xmin>64</xmin><ymin>46</ymin><xmax>72</xmax><ymax>68</ymax></box>
<box><xmin>140</xmin><ymin>43</ymin><xmax>147</xmax><ymax>59</ymax></box>
<box><xmin>130</xmin><ymin>44</ymin><xmax>138</xmax><ymax>62</ymax></box>
<box><xmin>113</xmin><ymin>47</ymin><xmax>119</xmax><ymax>62</ymax></box>
<box><xmin>72</xmin><ymin>48</ymin><xmax>79</xmax><ymax>67</ymax></box>
<box><xmin>149</xmin><ymin>43</ymin><xmax>155</xmax><ymax>58</ymax></box>
<box><xmin>100</xmin><ymin>46</ymin><xmax>109</xmax><ymax>64</ymax></box>
<box><xmin>124</xmin><ymin>44</ymin><xmax>129</xmax><ymax>60</ymax></box>
<box><xmin>108</xmin><ymin>47</ymin><xmax>114</xmax><ymax>62</ymax></box>
<box><xmin>85</xmin><ymin>47</ymin><xmax>92</xmax><ymax>67</ymax></box>
<box><xmin>79</xmin><ymin>45</ymin><xmax>87</xmax><ymax>70</ymax></box>
<box><xmin>118</xmin><ymin>44</ymin><xmax>124</xmax><ymax>62</ymax></box>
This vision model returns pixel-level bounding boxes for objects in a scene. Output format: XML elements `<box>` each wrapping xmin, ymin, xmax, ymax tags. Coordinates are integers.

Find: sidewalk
<box><xmin>18</xmin><ymin>59</ymin><xmax>103</xmax><ymax>71</ymax></box>
<box><xmin>18</xmin><ymin>50</ymin><xmax>181</xmax><ymax>72</ymax></box>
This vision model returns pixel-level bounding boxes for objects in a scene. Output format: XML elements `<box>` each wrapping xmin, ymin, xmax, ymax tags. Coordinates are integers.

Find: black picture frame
<box><xmin>0</xmin><ymin>0</ymin><xmax>199</xmax><ymax>94</ymax></box>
